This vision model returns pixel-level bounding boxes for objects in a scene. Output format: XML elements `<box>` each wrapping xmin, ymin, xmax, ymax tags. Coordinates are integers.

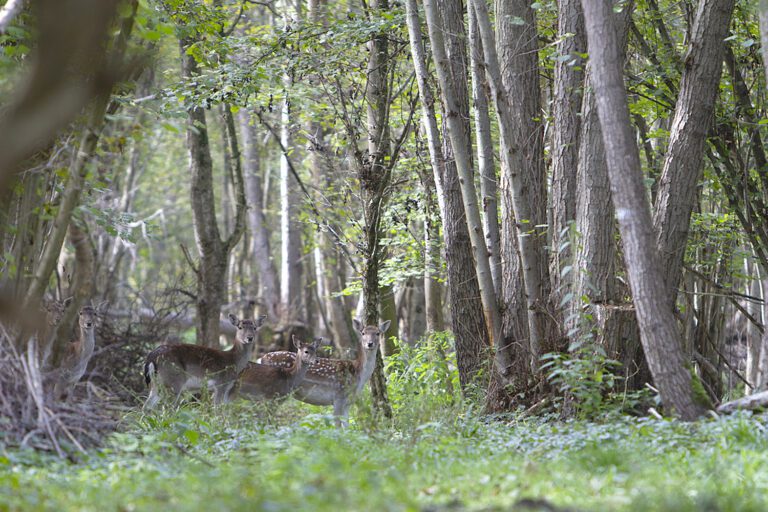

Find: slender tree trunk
<box><xmin>420</xmin><ymin>0</ymin><xmax>492</xmax><ymax>391</ymax></box>
<box><xmin>651</xmin><ymin>0</ymin><xmax>736</xmax><ymax>306</ymax></box>
<box><xmin>21</xmin><ymin>0</ymin><xmax>137</xmax><ymax>340</ymax></box>
<box><xmin>360</xmin><ymin>0</ymin><xmax>393</xmax><ymax>417</ymax></box>
<box><xmin>279</xmin><ymin>90</ymin><xmax>303</xmax><ymax>323</ymax></box>
<box><xmin>430</xmin><ymin>0</ymin><xmax>501</xmax><ymax>349</ymax></box>
<box><xmin>760</xmin><ymin>1</ymin><xmax>768</xmax><ymax>88</ymax></box>
<box><xmin>404</xmin><ymin>0</ymin><xmax>444</xmax><ymax>335</ymax></box>
<box><xmin>570</xmin><ymin>4</ymin><xmax>633</xmax><ymax>345</ymax></box>
<box><xmin>238</xmin><ymin>111</ymin><xmax>280</xmax><ymax>320</ymax></box>
<box><xmin>468</xmin><ymin>9</ymin><xmax>501</xmax><ymax>299</ymax></box>
<box><xmin>581</xmin><ymin>0</ymin><xmax>709</xmax><ymax>420</ymax></box>
<box><xmin>471</xmin><ymin>0</ymin><xmax>559</xmax><ymax>366</ymax></box>
<box><xmin>50</xmin><ymin>221</ymin><xmax>94</xmax><ymax>367</ymax></box>
<box><xmin>180</xmin><ymin>35</ymin><xmax>247</xmax><ymax>346</ymax></box>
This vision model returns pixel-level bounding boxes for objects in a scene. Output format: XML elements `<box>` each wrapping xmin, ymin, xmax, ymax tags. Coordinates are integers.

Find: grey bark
<box><xmin>403</xmin><ymin>0</ymin><xmax>445</xmax><ymax>335</ymax></box>
<box><xmin>0</xmin><ymin>0</ymin><xmax>25</xmax><ymax>34</ymax></box>
<box><xmin>581</xmin><ymin>0</ymin><xmax>709</xmax><ymax>420</ymax></box>
<box><xmin>468</xmin><ymin>9</ymin><xmax>501</xmax><ymax>299</ymax></box>
<box><xmin>180</xmin><ymin>36</ymin><xmax>247</xmax><ymax>346</ymax></box>
<box><xmin>21</xmin><ymin>0</ymin><xmax>136</xmax><ymax>323</ymax></box>
<box><xmin>421</xmin><ymin>0</ymin><xmax>492</xmax><ymax>391</ymax></box>
<box><xmin>238</xmin><ymin>111</ymin><xmax>280</xmax><ymax>320</ymax></box>
<box><xmin>279</xmin><ymin>91</ymin><xmax>303</xmax><ymax>322</ymax></box>
<box><xmin>550</xmin><ymin>0</ymin><xmax>585</xmax><ymax>302</ymax></box>
<box><xmin>472</xmin><ymin>0</ymin><xmax>558</xmax><ymax>366</ymax></box>
<box><xmin>429</xmin><ymin>0</ymin><xmax>501</xmax><ymax>350</ymax></box>
<box><xmin>651</xmin><ymin>0</ymin><xmax>736</xmax><ymax>306</ymax></box>
<box><xmin>360</xmin><ymin>0</ymin><xmax>393</xmax><ymax>418</ymax></box>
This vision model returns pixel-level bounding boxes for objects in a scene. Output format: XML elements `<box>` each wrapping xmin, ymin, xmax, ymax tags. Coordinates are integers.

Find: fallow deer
<box><xmin>258</xmin><ymin>319</ymin><xmax>390</xmax><ymax>426</ymax></box>
<box><xmin>233</xmin><ymin>335</ymin><xmax>322</xmax><ymax>401</ymax></box>
<box><xmin>143</xmin><ymin>314</ymin><xmax>265</xmax><ymax>409</ymax></box>
<box><xmin>52</xmin><ymin>305</ymin><xmax>98</xmax><ymax>401</ymax></box>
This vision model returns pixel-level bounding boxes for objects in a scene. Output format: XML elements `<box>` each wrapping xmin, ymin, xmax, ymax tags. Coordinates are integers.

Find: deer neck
<box><xmin>353</xmin><ymin>346</ymin><xmax>377</xmax><ymax>393</ymax></box>
<box><xmin>79</xmin><ymin>326</ymin><xmax>95</xmax><ymax>359</ymax></box>
<box><xmin>231</xmin><ymin>339</ymin><xmax>254</xmax><ymax>372</ymax></box>
<box><xmin>289</xmin><ymin>352</ymin><xmax>305</xmax><ymax>384</ymax></box>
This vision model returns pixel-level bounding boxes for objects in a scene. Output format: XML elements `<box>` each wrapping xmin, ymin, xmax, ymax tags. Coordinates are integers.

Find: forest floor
<box><xmin>1</xmin><ymin>398</ymin><xmax>767</xmax><ymax>511</ymax></box>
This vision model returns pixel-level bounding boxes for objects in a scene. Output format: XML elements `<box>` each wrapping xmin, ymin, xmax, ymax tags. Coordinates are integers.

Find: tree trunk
<box><xmin>238</xmin><ymin>111</ymin><xmax>280</xmax><ymax>321</ymax></box>
<box><xmin>581</xmin><ymin>0</ymin><xmax>709</xmax><ymax>420</ymax></box>
<box><xmin>429</xmin><ymin>0</ymin><xmax>501</xmax><ymax>349</ymax></box>
<box><xmin>360</xmin><ymin>0</ymin><xmax>393</xmax><ymax>418</ymax></box>
<box><xmin>570</xmin><ymin>4</ymin><xmax>633</xmax><ymax>359</ymax></box>
<box><xmin>404</xmin><ymin>0</ymin><xmax>444</xmax><ymax>335</ymax></box>
<box><xmin>471</xmin><ymin>0</ymin><xmax>559</xmax><ymax>366</ymax></box>
<box><xmin>651</xmin><ymin>0</ymin><xmax>736</xmax><ymax>306</ymax></box>
<box><xmin>550</xmin><ymin>0</ymin><xmax>585</xmax><ymax>304</ymax></box>
<box><xmin>21</xmin><ymin>0</ymin><xmax>138</xmax><ymax>340</ymax></box>
<box><xmin>468</xmin><ymin>9</ymin><xmax>501</xmax><ymax>299</ymax></box>
<box><xmin>180</xmin><ymin>35</ymin><xmax>246</xmax><ymax>346</ymax></box>
<box><xmin>50</xmin><ymin>221</ymin><xmax>95</xmax><ymax>367</ymax></box>
<box><xmin>279</xmin><ymin>90</ymin><xmax>303</xmax><ymax>323</ymax></box>
<box><xmin>419</xmin><ymin>0</ymin><xmax>492</xmax><ymax>391</ymax></box>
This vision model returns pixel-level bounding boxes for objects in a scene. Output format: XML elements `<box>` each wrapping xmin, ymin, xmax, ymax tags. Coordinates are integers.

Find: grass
<box><xmin>2</xmin><ymin>337</ymin><xmax>766</xmax><ymax>511</ymax></box>
<box><xmin>2</xmin><ymin>398</ymin><xmax>768</xmax><ymax>512</ymax></box>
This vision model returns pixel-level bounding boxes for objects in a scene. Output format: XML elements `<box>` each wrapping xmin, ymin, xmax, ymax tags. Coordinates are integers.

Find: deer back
<box><xmin>144</xmin><ymin>314</ymin><xmax>264</xmax><ymax>385</ymax></box>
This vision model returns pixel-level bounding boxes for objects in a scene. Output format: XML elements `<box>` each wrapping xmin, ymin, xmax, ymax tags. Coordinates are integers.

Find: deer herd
<box><xmin>50</xmin><ymin>305</ymin><xmax>390</xmax><ymax>427</ymax></box>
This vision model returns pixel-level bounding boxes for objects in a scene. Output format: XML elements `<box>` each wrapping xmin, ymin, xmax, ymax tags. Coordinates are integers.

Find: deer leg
<box><xmin>333</xmin><ymin>398</ymin><xmax>349</xmax><ymax>428</ymax></box>
<box><xmin>144</xmin><ymin>382</ymin><xmax>161</xmax><ymax>410</ymax></box>
<box><xmin>213</xmin><ymin>382</ymin><xmax>233</xmax><ymax>405</ymax></box>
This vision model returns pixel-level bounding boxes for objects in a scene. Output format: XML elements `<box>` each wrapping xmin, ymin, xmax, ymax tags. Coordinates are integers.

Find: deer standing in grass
<box><xmin>52</xmin><ymin>305</ymin><xmax>98</xmax><ymax>401</ymax></box>
<box><xmin>143</xmin><ymin>314</ymin><xmax>265</xmax><ymax>409</ymax></box>
<box><xmin>259</xmin><ymin>319</ymin><xmax>390</xmax><ymax>426</ymax></box>
<box><xmin>233</xmin><ymin>335</ymin><xmax>322</xmax><ymax>401</ymax></box>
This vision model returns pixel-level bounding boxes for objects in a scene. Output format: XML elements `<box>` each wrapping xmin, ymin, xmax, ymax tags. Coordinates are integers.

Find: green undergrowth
<box><xmin>2</xmin><ymin>401</ymin><xmax>768</xmax><ymax>511</ymax></box>
<box><xmin>2</xmin><ymin>339</ymin><xmax>768</xmax><ymax>511</ymax></box>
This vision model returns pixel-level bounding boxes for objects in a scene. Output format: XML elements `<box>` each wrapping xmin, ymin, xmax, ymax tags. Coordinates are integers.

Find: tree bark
<box><xmin>430</xmin><ymin>0</ymin><xmax>501</xmax><ymax>349</ymax></box>
<box><xmin>180</xmin><ymin>34</ymin><xmax>247</xmax><ymax>346</ymax></box>
<box><xmin>404</xmin><ymin>0</ymin><xmax>445</xmax><ymax>336</ymax></box>
<box><xmin>21</xmin><ymin>0</ymin><xmax>137</xmax><ymax>328</ymax></box>
<box><xmin>471</xmin><ymin>0</ymin><xmax>559</xmax><ymax>366</ymax></box>
<box><xmin>581</xmin><ymin>0</ymin><xmax>709</xmax><ymax>420</ymax></box>
<box><xmin>468</xmin><ymin>9</ymin><xmax>501</xmax><ymax>300</ymax></box>
<box><xmin>550</xmin><ymin>0</ymin><xmax>585</xmax><ymax>304</ymax></box>
<box><xmin>421</xmin><ymin>0</ymin><xmax>492</xmax><ymax>391</ymax></box>
<box><xmin>238</xmin><ymin>111</ymin><xmax>280</xmax><ymax>321</ymax></box>
<box><xmin>651</xmin><ymin>0</ymin><xmax>736</xmax><ymax>306</ymax></box>
<box><xmin>360</xmin><ymin>0</ymin><xmax>393</xmax><ymax>418</ymax></box>
<box><xmin>50</xmin><ymin>221</ymin><xmax>94</xmax><ymax>367</ymax></box>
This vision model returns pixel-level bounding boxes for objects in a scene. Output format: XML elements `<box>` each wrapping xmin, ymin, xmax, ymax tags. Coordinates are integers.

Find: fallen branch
<box><xmin>716</xmin><ymin>390</ymin><xmax>768</xmax><ymax>414</ymax></box>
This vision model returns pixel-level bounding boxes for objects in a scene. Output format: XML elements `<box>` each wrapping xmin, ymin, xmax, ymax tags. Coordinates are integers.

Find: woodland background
<box><xmin>2</xmin><ymin>0</ymin><xmax>768</xmax><ymax>509</ymax></box>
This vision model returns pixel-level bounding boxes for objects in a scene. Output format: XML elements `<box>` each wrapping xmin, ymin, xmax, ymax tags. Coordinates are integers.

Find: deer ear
<box><xmin>256</xmin><ymin>314</ymin><xmax>267</xmax><ymax>328</ymax></box>
<box><xmin>292</xmin><ymin>335</ymin><xmax>300</xmax><ymax>350</ymax></box>
<box><xmin>228</xmin><ymin>313</ymin><xmax>239</xmax><ymax>326</ymax></box>
<box><xmin>379</xmin><ymin>320</ymin><xmax>391</xmax><ymax>333</ymax></box>
<box><xmin>97</xmin><ymin>300</ymin><xmax>109</xmax><ymax>314</ymax></box>
<box><xmin>353</xmin><ymin>318</ymin><xmax>363</xmax><ymax>333</ymax></box>
<box><xmin>63</xmin><ymin>297</ymin><xmax>73</xmax><ymax>308</ymax></box>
